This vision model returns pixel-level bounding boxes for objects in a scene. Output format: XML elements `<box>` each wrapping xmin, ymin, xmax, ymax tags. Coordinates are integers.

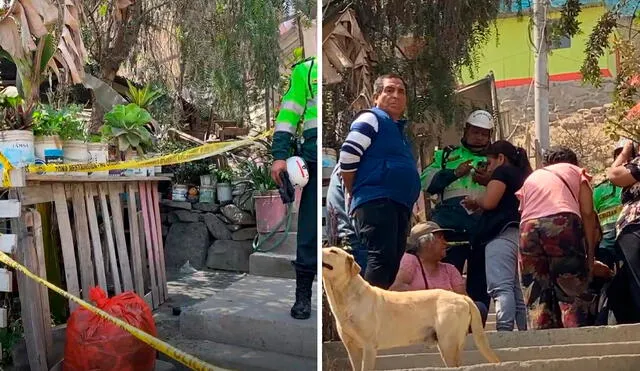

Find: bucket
<box><xmin>217</xmin><ymin>182</ymin><xmax>233</xmax><ymax>203</ymax></box>
<box><xmin>124</xmin><ymin>150</ymin><xmax>145</xmax><ymax>176</ymax></box>
<box><xmin>254</xmin><ymin>191</ymin><xmax>288</xmax><ymax>233</ymax></box>
<box><xmin>87</xmin><ymin>142</ymin><xmax>109</xmax><ymax>177</ymax></box>
<box><xmin>0</xmin><ymin>130</ymin><xmax>35</xmax><ymax>169</ymax></box>
<box><xmin>62</xmin><ymin>140</ymin><xmax>89</xmax><ymax>176</ymax></box>
<box><xmin>199</xmin><ymin>185</ymin><xmax>216</xmax><ymax>203</ymax></box>
<box><xmin>172</xmin><ymin>184</ymin><xmax>187</xmax><ymax>201</ymax></box>
<box><xmin>200</xmin><ymin>174</ymin><xmax>214</xmax><ymax>186</ymax></box>
<box><xmin>34</xmin><ymin>135</ymin><xmax>63</xmax><ymax>175</ymax></box>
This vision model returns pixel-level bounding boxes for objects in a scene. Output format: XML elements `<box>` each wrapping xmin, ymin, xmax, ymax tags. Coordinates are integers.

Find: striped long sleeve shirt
<box><xmin>339</xmin><ymin>112</ymin><xmax>379</xmax><ymax>173</ymax></box>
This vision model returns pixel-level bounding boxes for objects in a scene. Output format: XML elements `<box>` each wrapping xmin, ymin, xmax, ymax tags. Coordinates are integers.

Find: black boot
<box><xmin>291</xmin><ymin>270</ymin><xmax>314</xmax><ymax>320</ymax></box>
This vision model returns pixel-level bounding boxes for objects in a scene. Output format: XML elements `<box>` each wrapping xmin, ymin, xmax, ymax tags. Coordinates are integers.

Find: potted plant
<box><xmin>101</xmin><ymin>103</ymin><xmax>153</xmax><ymax>176</ymax></box>
<box><xmin>236</xmin><ymin>160</ymin><xmax>288</xmax><ymax>234</ymax></box>
<box><xmin>87</xmin><ymin>133</ymin><xmax>109</xmax><ymax>177</ymax></box>
<box><xmin>213</xmin><ymin>166</ymin><xmax>235</xmax><ymax>204</ymax></box>
<box><xmin>32</xmin><ymin>104</ymin><xmax>83</xmax><ymax>168</ymax></box>
<box><xmin>0</xmin><ymin>86</ymin><xmax>34</xmax><ymax>184</ymax></box>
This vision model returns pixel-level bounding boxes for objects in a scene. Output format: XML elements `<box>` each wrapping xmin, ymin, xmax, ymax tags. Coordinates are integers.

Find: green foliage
<box><xmin>125</xmin><ymin>81</ymin><xmax>164</xmax><ymax>109</ymax></box>
<box><xmin>580</xmin><ymin>11</ymin><xmax>617</xmax><ymax>88</ymax></box>
<box><xmin>238</xmin><ymin>161</ymin><xmax>277</xmax><ymax>193</ymax></box>
<box><xmin>176</xmin><ymin>0</ymin><xmax>311</xmax><ymax>120</ymax></box>
<box><xmin>172</xmin><ymin>160</ymin><xmax>211</xmax><ymax>184</ymax></box>
<box><xmin>349</xmin><ymin>0</ymin><xmax>505</xmax><ymax>126</ymax></box>
<box><xmin>212</xmin><ymin>166</ymin><xmax>235</xmax><ymax>184</ymax></box>
<box><xmin>32</xmin><ymin>104</ymin><xmax>85</xmax><ymax>139</ymax></box>
<box><xmin>101</xmin><ymin>103</ymin><xmax>153</xmax><ymax>153</ymax></box>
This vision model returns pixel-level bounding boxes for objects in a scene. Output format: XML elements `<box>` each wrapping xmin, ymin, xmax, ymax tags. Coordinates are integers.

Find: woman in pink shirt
<box><xmin>516</xmin><ymin>146</ymin><xmax>605</xmax><ymax>329</ymax></box>
<box><xmin>390</xmin><ymin>221</ymin><xmax>488</xmax><ymax>326</ymax></box>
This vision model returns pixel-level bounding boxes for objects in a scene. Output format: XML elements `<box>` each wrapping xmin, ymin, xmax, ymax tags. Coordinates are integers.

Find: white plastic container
<box><xmin>217</xmin><ymin>182</ymin><xmax>233</xmax><ymax>203</ymax></box>
<box><xmin>87</xmin><ymin>142</ymin><xmax>109</xmax><ymax>177</ymax></box>
<box><xmin>172</xmin><ymin>184</ymin><xmax>188</xmax><ymax>201</ymax></box>
<box><xmin>0</xmin><ymin>130</ymin><xmax>35</xmax><ymax>168</ymax></box>
<box><xmin>62</xmin><ymin>140</ymin><xmax>90</xmax><ymax>176</ymax></box>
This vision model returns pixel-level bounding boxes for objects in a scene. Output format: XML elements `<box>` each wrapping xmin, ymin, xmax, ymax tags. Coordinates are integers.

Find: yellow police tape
<box><xmin>0</xmin><ymin>250</ymin><xmax>226</xmax><ymax>371</ymax></box>
<box><xmin>0</xmin><ymin>129</ymin><xmax>273</xmax><ymax>187</ymax></box>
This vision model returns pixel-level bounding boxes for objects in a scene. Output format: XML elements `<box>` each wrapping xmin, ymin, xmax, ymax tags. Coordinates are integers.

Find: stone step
<box><xmin>253</xmin><ymin>232</ymin><xmax>297</xmax><ymax>255</ymax></box>
<box><xmin>249</xmin><ymin>252</ymin><xmax>296</xmax><ymax>279</ymax></box>
<box><xmin>323</xmin><ymin>324</ymin><xmax>640</xmax><ymax>359</ymax></box>
<box><xmin>327</xmin><ymin>341</ymin><xmax>640</xmax><ymax>370</ymax></box>
<box><xmin>180</xmin><ymin>275</ymin><xmax>317</xmax><ymax>359</ymax></box>
<box><xmin>392</xmin><ymin>354</ymin><xmax>640</xmax><ymax>371</ymax></box>
<box><xmin>158</xmin><ymin>338</ymin><xmax>315</xmax><ymax>371</ymax></box>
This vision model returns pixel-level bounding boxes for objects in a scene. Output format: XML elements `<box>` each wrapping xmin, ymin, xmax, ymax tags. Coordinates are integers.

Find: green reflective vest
<box><xmin>593</xmin><ymin>179</ymin><xmax>622</xmax><ymax>250</ymax></box>
<box><xmin>421</xmin><ymin>145</ymin><xmax>487</xmax><ymax>200</ymax></box>
<box><xmin>272</xmin><ymin>56</ymin><xmax>318</xmax><ymax>162</ymax></box>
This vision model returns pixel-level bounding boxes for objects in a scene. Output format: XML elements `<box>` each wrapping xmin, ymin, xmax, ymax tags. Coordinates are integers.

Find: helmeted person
<box><xmin>420</xmin><ymin>109</ymin><xmax>494</xmax><ymax>308</ymax></box>
<box><xmin>270</xmin><ymin>56</ymin><xmax>318</xmax><ymax>320</ymax></box>
<box><xmin>593</xmin><ymin>140</ymin><xmax>625</xmax><ymax>269</ymax></box>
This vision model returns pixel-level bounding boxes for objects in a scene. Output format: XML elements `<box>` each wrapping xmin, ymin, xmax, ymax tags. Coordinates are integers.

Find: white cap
<box><xmin>466</xmin><ymin>110</ymin><xmax>494</xmax><ymax>130</ymax></box>
<box><xmin>286</xmin><ymin>156</ymin><xmax>309</xmax><ymax>188</ymax></box>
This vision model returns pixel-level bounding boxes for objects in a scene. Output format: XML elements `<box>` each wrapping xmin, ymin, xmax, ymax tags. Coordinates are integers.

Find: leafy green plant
<box><xmin>125</xmin><ymin>81</ymin><xmax>164</xmax><ymax>109</ymax></box>
<box><xmin>214</xmin><ymin>167</ymin><xmax>234</xmax><ymax>184</ymax></box>
<box><xmin>172</xmin><ymin>160</ymin><xmax>210</xmax><ymax>185</ymax></box>
<box><xmin>32</xmin><ymin>104</ymin><xmax>84</xmax><ymax>139</ymax></box>
<box><xmin>101</xmin><ymin>103</ymin><xmax>153</xmax><ymax>154</ymax></box>
<box><xmin>235</xmin><ymin>160</ymin><xmax>277</xmax><ymax>209</ymax></box>
<box><xmin>238</xmin><ymin>161</ymin><xmax>277</xmax><ymax>193</ymax></box>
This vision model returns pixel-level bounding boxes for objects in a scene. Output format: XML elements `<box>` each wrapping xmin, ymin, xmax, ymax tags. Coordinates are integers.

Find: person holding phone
<box><xmin>462</xmin><ymin>140</ymin><xmax>532</xmax><ymax>331</ymax></box>
<box><xmin>420</xmin><ymin>110</ymin><xmax>494</xmax><ymax>309</ymax></box>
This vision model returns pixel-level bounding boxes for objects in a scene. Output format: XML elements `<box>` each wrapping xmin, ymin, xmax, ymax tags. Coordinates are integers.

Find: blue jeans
<box><xmin>485</xmin><ymin>226</ymin><xmax>527</xmax><ymax>331</ymax></box>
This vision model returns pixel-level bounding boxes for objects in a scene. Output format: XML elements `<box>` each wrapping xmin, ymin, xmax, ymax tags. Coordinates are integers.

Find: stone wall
<box><xmin>498</xmin><ymin>79</ymin><xmax>615</xmax><ymax>123</ymax></box>
<box><xmin>160</xmin><ymin>200</ymin><xmax>257</xmax><ymax>272</ymax></box>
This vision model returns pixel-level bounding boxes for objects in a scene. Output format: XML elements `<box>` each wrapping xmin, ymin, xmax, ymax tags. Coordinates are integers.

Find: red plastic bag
<box><xmin>64</xmin><ymin>287</ymin><xmax>157</xmax><ymax>371</ymax></box>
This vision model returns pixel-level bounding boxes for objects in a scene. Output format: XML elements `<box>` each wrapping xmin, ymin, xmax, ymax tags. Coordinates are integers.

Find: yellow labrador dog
<box><xmin>322</xmin><ymin>247</ymin><xmax>500</xmax><ymax>370</ymax></box>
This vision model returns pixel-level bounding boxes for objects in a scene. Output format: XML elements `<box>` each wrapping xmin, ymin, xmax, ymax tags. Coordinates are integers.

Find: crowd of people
<box><xmin>325</xmin><ymin>72</ymin><xmax>640</xmax><ymax>331</ymax></box>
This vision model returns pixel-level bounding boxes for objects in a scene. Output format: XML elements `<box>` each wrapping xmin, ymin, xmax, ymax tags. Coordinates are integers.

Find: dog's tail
<box><xmin>464</xmin><ymin>296</ymin><xmax>500</xmax><ymax>364</ymax></box>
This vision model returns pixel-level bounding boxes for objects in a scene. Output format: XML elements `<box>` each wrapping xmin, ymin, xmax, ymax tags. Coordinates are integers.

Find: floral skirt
<box><xmin>519</xmin><ymin>212</ymin><xmax>591</xmax><ymax>329</ymax></box>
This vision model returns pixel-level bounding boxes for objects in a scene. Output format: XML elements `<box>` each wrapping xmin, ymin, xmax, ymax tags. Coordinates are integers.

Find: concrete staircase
<box><xmin>160</xmin><ymin>205</ymin><xmax>317</xmax><ymax>371</ymax></box>
<box><xmin>249</xmin><ymin>211</ymin><xmax>299</xmax><ymax>279</ymax></box>
<box><xmin>174</xmin><ymin>275</ymin><xmax>317</xmax><ymax>371</ymax></box>
<box><xmin>323</xmin><ymin>304</ymin><xmax>640</xmax><ymax>371</ymax></box>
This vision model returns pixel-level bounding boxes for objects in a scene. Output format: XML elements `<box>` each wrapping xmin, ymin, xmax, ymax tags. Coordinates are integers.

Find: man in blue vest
<box><xmin>339</xmin><ymin>73</ymin><xmax>422</xmax><ymax>289</ymax></box>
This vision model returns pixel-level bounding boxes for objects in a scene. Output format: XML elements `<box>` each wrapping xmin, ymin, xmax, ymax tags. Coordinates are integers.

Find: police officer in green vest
<box><xmin>593</xmin><ymin>141</ymin><xmax>625</xmax><ymax>269</ymax></box>
<box><xmin>420</xmin><ymin>109</ymin><xmax>494</xmax><ymax>308</ymax></box>
<box><xmin>270</xmin><ymin>56</ymin><xmax>317</xmax><ymax>320</ymax></box>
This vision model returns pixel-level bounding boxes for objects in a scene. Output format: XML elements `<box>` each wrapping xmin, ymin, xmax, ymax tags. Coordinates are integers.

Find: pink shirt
<box><xmin>395</xmin><ymin>253</ymin><xmax>464</xmax><ymax>291</ymax></box>
<box><xmin>516</xmin><ymin>163</ymin><xmax>592</xmax><ymax>223</ymax></box>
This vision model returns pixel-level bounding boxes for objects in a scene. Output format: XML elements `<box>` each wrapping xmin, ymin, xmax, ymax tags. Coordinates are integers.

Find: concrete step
<box><xmin>393</xmin><ymin>354</ymin><xmax>640</xmax><ymax>371</ymax></box>
<box><xmin>324</xmin><ymin>323</ymin><xmax>640</xmax><ymax>363</ymax></box>
<box><xmin>249</xmin><ymin>252</ymin><xmax>296</xmax><ymax>279</ymax></box>
<box><xmin>180</xmin><ymin>275</ymin><xmax>317</xmax><ymax>359</ymax></box>
<box><xmin>158</xmin><ymin>337</ymin><xmax>316</xmax><ymax>371</ymax></box>
<box><xmin>253</xmin><ymin>232</ymin><xmax>297</xmax><ymax>255</ymax></box>
<box><xmin>327</xmin><ymin>341</ymin><xmax>640</xmax><ymax>370</ymax></box>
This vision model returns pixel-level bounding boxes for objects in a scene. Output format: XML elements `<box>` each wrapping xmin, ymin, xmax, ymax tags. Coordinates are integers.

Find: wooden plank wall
<box><xmin>23</xmin><ymin>180</ymin><xmax>168</xmax><ymax>311</ymax></box>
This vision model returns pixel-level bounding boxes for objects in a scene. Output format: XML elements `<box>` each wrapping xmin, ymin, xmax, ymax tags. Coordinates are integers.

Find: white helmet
<box><xmin>286</xmin><ymin>156</ymin><xmax>309</xmax><ymax>188</ymax></box>
<box><xmin>466</xmin><ymin>110</ymin><xmax>494</xmax><ymax>130</ymax></box>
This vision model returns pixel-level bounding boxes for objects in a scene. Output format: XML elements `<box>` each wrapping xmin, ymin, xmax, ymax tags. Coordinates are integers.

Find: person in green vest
<box><xmin>270</xmin><ymin>56</ymin><xmax>317</xmax><ymax>320</ymax></box>
<box><xmin>420</xmin><ymin>109</ymin><xmax>494</xmax><ymax>309</ymax></box>
<box><xmin>593</xmin><ymin>140</ymin><xmax>625</xmax><ymax>269</ymax></box>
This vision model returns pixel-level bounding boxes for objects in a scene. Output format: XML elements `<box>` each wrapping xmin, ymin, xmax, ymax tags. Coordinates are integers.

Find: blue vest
<box><xmin>350</xmin><ymin>107</ymin><xmax>421</xmax><ymax>212</ymax></box>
